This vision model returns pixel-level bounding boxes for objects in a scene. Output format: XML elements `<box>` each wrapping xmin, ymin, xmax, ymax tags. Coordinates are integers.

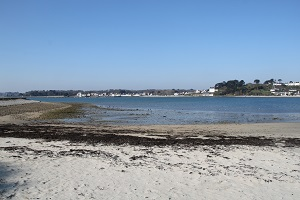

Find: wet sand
<box><xmin>0</xmin><ymin>100</ymin><xmax>68</xmax><ymax>124</ymax></box>
<box><xmin>1</xmin><ymin>123</ymin><xmax>300</xmax><ymax>147</ymax></box>
<box><xmin>0</xmin><ymin>101</ymin><xmax>300</xmax><ymax>199</ymax></box>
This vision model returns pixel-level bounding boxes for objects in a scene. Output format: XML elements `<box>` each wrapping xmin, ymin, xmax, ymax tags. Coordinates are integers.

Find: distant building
<box><xmin>200</xmin><ymin>87</ymin><xmax>218</xmax><ymax>96</ymax></box>
<box><xmin>208</xmin><ymin>87</ymin><xmax>218</xmax><ymax>93</ymax></box>
<box><xmin>286</xmin><ymin>81</ymin><xmax>300</xmax><ymax>86</ymax></box>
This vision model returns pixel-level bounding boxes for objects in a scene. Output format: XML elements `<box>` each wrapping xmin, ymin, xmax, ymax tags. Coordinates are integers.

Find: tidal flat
<box><xmin>0</xmin><ymin>100</ymin><xmax>300</xmax><ymax>199</ymax></box>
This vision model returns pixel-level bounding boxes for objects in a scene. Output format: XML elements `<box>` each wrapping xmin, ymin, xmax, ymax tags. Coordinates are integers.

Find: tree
<box><xmin>239</xmin><ymin>80</ymin><xmax>245</xmax><ymax>87</ymax></box>
<box><xmin>278</xmin><ymin>79</ymin><xmax>282</xmax><ymax>83</ymax></box>
<box><xmin>225</xmin><ymin>80</ymin><xmax>239</xmax><ymax>94</ymax></box>
<box><xmin>238</xmin><ymin>80</ymin><xmax>246</xmax><ymax>95</ymax></box>
<box><xmin>215</xmin><ymin>81</ymin><xmax>226</xmax><ymax>89</ymax></box>
<box><xmin>254</xmin><ymin>79</ymin><xmax>260</xmax><ymax>84</ymax></box>
<box><xmin>253</xmin><ymin>79</ymin><xmax>261</xmax><ymax>92</ymax></box>
<box><xmin>264</xmin><ymin>79</ymin><xmax>275</xmax><ymax>85</ymax></box>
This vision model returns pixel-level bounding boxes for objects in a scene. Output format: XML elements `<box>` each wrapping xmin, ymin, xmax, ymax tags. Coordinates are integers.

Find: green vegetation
<box><xmin>23</xmin><ymin>89</ymin><xmax>196</xmax><ymax>97</ymax></box>
<box><xmin>214</xmin><ymin>79</ymin><xmax>300</xmax><ymax>96</ymax></box>
<box><xmin>19</xmin><ymin>79</ymin><xmax>299</xmax><ymax>97</ymax></box>
<box><xmin>23</xmin><ymin>90</ymin><xmax>82</xmax><ymax>97</ymax></box>
<box><xmin>39</xmin><ymin>103</ymin><xmax>85</xmax><ymax>120</ymax></box>
<box><xmin>214</xmin><ymin>79</ymin><xmax>273</xmax><ymax>96</ymax></box>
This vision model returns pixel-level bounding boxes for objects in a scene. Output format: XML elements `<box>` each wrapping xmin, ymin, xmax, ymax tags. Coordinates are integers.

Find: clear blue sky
<box><xmin>1</xmin><ymin>0</ymin><xmax>299</xmax><ymax>92</ymax></box>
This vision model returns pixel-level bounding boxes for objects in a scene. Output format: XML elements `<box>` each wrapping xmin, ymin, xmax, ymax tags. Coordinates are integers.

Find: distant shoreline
<box><xmin>25</xmin><ymin>95</ymin><xmax>300</xmax><ymax>98</ymax></box>
<box><xmin>233</xmin><ymin>95</ymin><xmax>300</xmax><ymax>98</ymax></box>
<box><xmin>0</xmin><ymin>97</ymin><xmax>27</xmax><ymax>101</ymax></box>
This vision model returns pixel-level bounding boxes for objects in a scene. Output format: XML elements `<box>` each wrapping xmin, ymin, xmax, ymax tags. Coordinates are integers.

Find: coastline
<box><xmin>233</xmin><ymin>95</ymin><xmax>300</xmax><ymax>98</ymax></box>
<box><xmin>1</xmin><ymin>99</ymin><xmax>300</xmax><ymax>139</ymax></box>
<box><xmin>27</xmin><ymin>94</ymin><xmax>300</xmax><ymax>98</ymax></box>
<box><xmin>0</xmin><ymin>101</ymin><xmax>300</xmax><ymax>199</ymax></box>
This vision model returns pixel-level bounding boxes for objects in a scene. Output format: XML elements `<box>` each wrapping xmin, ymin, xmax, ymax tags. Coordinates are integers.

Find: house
<box><xmin>208</xmin><ymin>87</ymin><xmax>218</xmax><ymax>94</ymax></box>
<box><xmin>286</xmin><ymin>81</ymin><xmax>300</xmax><ymax>86</ymax></box>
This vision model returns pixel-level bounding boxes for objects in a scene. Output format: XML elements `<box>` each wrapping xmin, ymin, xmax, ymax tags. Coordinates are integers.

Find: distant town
<box><xmin>1</xmin><ymin>79</ymin><xmax>300</xmax><ymax>98</ymax></box>
<box><xmin>75</xmin><ymin>88</ymin><xmax>216</xmax><ymax>98</ymax></box>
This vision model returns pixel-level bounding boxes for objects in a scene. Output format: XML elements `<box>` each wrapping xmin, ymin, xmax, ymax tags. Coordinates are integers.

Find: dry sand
<box><xmin>0</xmin><ymin>102</ymin><xmax>300</xmax><ymax>199</ymax></box>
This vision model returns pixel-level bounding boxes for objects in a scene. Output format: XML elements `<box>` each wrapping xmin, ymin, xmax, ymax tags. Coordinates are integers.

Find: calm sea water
<box><xmin>29</xmin><ymin>97</ymin><xmax>300</xmax><ymax>125</ymax></box>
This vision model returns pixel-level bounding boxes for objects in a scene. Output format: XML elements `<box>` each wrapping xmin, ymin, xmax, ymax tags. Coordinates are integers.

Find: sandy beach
<box><xmin>1</xmin><ymin>100</ymin><xmax>300</xmax><ymax>199</ymax></box>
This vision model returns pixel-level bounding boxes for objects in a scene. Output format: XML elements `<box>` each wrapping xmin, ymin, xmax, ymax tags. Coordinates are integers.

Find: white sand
<box><xmin>1</xmin><ymin>137</ymin><xmax>299</xmax><ymax>200</ymax></box>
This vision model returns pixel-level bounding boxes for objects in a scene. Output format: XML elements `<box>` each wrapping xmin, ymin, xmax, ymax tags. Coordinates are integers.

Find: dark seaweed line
<box><xmin>0</xmin><ymin>125</ymin><xmax>299</xmax><ymax>147</ymax></box>
<box><xmin>0</xmin><ymin>146</ymin><xmax>119</xmax><ymax>160</ymax></box>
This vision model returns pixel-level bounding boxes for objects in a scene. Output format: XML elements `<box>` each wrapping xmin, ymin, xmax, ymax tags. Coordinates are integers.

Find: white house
<box><xmin>209</xmin><ymin>87</ymin><xmax>218</xmax><ymax>93</ymax></box>
<box><xmin>286</xmin><ymin>82</ymin><xmax>300</xmax><ymax>86</ymax></box>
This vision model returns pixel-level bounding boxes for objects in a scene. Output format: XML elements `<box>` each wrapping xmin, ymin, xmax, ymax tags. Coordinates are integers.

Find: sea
<box><xmin>29</xmin><ymin>97</ymin><xmax>300</xmax><ymax>125</ymax></box>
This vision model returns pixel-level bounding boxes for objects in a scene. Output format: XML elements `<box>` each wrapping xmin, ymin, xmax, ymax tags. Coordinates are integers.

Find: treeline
<box><xmin>23</xmin><ymin>90</ymin><xmax>83</xmax><ymax>97</ymax></box>
<box><xmin>19</xmin><ymin>78</ymin><xmax>299</xmax><ymax>97</ymax></box>
<box><xmin>214</xmin><ymin>79</ymin><xmax>295</xmax><ymax>96</ymax></box>
<box><xmin>215</xmin><ymin>80</ymin><xmax>247</xmax><ymax>95</ymax></box>
<box><xmin>23</xmin><ymin>89</ymin><xmax>196</xmax><ymax>97</ymax></box>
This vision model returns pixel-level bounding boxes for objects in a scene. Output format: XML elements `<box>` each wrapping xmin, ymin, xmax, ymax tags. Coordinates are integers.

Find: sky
<box><xmin>1</xmin><ymin>0</ymin><xmax>300</xmax><ymax>92</ymax></box>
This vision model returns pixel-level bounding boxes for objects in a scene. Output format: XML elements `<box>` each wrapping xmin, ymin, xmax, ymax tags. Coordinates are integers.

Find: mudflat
<box><xmin>0</xmin><ymin>101</ymin><xmax>68</xmax><ymax>124</ymax></box>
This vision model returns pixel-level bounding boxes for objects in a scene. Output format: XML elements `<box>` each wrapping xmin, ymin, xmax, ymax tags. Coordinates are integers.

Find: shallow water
<box><xmin>29</xmin><ymin>97</ymin><xmax>300</xmax><ymax>125</ymax></box>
